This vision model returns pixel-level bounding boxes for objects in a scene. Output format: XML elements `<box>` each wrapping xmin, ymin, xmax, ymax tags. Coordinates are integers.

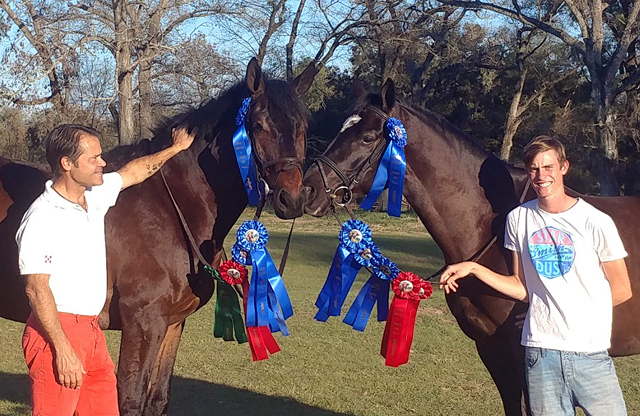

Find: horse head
<box><xmin>304</xmin><ymin>78</ymin><xmax>399</xmax><ymax>216</ymax></box>
<box><xmin>244</xmin><ymin>58</ymin><xmax>318</xmax><ymax>218</ymax></box>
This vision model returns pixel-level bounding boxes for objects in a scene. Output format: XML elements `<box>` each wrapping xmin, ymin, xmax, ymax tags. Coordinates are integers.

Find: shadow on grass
<box><xmin>170</xmin><ymin>376</ymin><xmax>354</xmax><ymax>416</ymax></box>
<box><xmin>0</xmin><ymin>373</ymin><xmax>353</xmax><ymax>416</ymax></box>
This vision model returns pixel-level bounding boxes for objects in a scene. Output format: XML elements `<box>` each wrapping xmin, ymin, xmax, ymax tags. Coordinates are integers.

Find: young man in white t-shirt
<box><xmin>16</xmin><ymin>124</ymin><xmax>194</xmax><ymax>416</ymax></box>
<box><xmin>439</xmin><ymin>135</ymin><xmax>632</xmax><ymax>415</ymax></box>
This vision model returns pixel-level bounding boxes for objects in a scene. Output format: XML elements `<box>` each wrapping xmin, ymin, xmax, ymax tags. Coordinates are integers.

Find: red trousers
<box><xmin>22</xmin><ymin>313</ymin><xmax>119</xmax><ymax>416</ymax></box>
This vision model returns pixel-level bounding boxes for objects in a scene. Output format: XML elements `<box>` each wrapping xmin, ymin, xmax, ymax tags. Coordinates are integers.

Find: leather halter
<box><xmin>314</xmin><ymin>105</ymin><xmax>390</xmax><ymax>207</ymax></box>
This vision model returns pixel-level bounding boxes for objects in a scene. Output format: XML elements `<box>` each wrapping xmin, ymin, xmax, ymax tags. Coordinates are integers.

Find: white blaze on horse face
<box><xmin>340</xmin><ymin>115</ymin><xmax>362</xmax><ymax>133</ymax></box>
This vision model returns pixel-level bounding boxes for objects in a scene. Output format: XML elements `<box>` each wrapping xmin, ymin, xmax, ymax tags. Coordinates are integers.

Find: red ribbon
<box><xmin>381</xmin><ymin>296</ymin><xmax>420</xmax><ymax>367</ymax></box>
<box><xmin>240</xmin><ymin>279</ymin><xmax>280</xmax><ymax>361</ymax></box>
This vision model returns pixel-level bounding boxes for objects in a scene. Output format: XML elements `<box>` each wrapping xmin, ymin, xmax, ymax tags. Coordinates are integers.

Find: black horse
<box><xmin>303</xmin><ymin>79</ymin><xmax>640</xmax><ymax>415</ymax></box>
<box><xmin>0</xmin><ymin>58</ymin><xmax>317</xmax><ymax>416</ymax></box>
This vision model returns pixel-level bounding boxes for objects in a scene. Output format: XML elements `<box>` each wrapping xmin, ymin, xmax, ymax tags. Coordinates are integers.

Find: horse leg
<box><xmin>143</xmin><ymin>320</ymin><xmax>185</xmax><ymax>416</ymax></box>
<box><xmin>117</xmin><ymin>311</ymin><xmax>168</xmax><ymax>416</ymax></box>
<box><xmin>475</xmin><ymin>336</ymin><xmax>528</xmax><ymax>416</ymax></box>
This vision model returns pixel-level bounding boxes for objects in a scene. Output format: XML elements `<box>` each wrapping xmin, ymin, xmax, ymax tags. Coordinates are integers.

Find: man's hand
<box><xmin>171</xmin><ymin>127</ymin><xmax>195</xmax><ymax>152</ymax></box>
<box><xmin>439</xmin><ymin>262</ymin><xmax>476</xmax><ymax>294</ymax></box>
<box><xmin>54</xmin><ymin>343</ymin><xmax>86</xmax><ymax>389</ymax></box>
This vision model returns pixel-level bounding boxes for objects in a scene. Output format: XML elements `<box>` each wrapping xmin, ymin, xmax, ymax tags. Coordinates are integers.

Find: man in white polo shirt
<box><xmin>15</xmin><ymin>124</ymin><xmax>195</xmax><ymax>416</ymax></box>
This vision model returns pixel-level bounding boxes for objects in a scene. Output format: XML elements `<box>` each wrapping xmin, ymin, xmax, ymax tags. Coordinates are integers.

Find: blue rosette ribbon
<box><xmin>360</xmin><ymin>117</ymin><xmax>407</xmax><ymax>217</ymax></box>
<box><xmin>343</xmin><ymin>254</ymin><xmax>399</xmax><ymax>331</ymax></box>
<box><xmin>315</xmin><ymin>220</ymin><xmax>376</xmax><ymax>321</ymax></box>
<box><xmin>232</xmin><ymin>97</ymin><xmax>262</xmax><ymax>206</ymax></box>
<box><xmin>236</xmin><ymin>221</ymin><xmax>293</xmax><ymax>335</ymax></box>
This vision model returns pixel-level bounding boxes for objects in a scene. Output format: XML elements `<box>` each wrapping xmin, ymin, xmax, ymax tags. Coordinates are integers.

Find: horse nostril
<box><xmin>278</xmin><ymin>188</ymin><xmax>289</xmax><ymax>207</ymax></box>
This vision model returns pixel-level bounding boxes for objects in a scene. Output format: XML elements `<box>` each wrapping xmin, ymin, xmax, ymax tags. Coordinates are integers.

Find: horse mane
<box><xmin>353</xmin><ymin>91</ymin><xmax>491</xmax><ymax>160</ymax></box>
<box><xmin>105</xmin><ymin>74</ymin><xmax>309</xmax><ymax>171</ymax></box>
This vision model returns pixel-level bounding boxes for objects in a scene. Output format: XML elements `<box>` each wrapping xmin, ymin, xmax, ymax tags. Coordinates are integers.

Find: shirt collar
<box><xmin>42</xmin><ymin>180</ymin><xmax>87</xmax><ymax>211</ymax></box>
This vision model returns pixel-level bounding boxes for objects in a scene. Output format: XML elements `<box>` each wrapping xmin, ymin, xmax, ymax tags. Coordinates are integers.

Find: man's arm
<box><xmin>440</xmin><ymin>251</ymin><xmax>528</xmax><ymax>301</ymax></box>
<box><xmin>24</xmin><ymin>274</ymin><xmax>85</xmax><ymax>389</ymax></box>
<box><xmin>118</xmin><ymin>127</ymin><xmax>195</xmax><ymax>190</ymax></box>
<box><xmin>602</xmin><ymin>258</ymin><xmax>632</xmax><ymax>306</ymax></box>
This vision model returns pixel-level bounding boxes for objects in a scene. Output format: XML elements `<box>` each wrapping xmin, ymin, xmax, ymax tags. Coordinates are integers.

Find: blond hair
<box><xmin>522</xmin><ymin>135</ymin><xmax>567</xmax><ymax>168</ymax></box>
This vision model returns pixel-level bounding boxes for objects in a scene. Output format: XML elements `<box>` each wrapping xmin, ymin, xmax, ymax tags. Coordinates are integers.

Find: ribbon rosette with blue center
<box><xmin>236</xmin><ymin>220</ymin><xmax>293</xmax><ymax>335</ymax></box>
<box><xmin>343</xmin><ymin>254</ymin><xmax>399</xmax><ymax>331</ymax></box>
<box><xmin>315</xmin><ymin>219</ymin><xmax>376</xmax><ymax>322</ymax></box>
<box><xmin>231</xmin><ymin>242</ymin><xmax>251</xmax><ymax>266</ymax></box>
<box><xmin>232</xmin><ymin>97</ymin><xmax>262</xmax><ymax>206</ymax></box>
<box><xmin>360</xmin><ymin>117</ymin><xmax>407</xmax><ymax>217</ymax></box>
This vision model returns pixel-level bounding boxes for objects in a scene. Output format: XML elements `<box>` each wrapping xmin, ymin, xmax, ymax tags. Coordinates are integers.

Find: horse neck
<box><xmin>398</xmin><ymin>104</ymin><xmax>525</xmax><ymax>263</ymax></box>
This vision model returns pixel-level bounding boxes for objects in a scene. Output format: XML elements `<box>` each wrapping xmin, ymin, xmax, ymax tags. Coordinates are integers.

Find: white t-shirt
<box><xmin>504</xmin><ymin>198</ymin><xmax>627</xmax><ymax>352</ymax></box>
<box><xmin>16</xmin><ymin>172</ymin><xmax>123</xmax><ymax>316</ymax></box>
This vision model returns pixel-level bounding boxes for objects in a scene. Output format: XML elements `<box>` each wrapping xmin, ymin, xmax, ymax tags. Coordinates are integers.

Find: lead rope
<box><xmin>160</xmin><ymin>169</ymin><xmax>215</xmax><ymax>269</ymax></box>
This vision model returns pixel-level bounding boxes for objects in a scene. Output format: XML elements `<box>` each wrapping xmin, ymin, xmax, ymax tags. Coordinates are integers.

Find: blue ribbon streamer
<box><xmin>236</xmin><ymin>221</ymin><xmax>293</xmax><ymax>335</ymax></box>
<box><xmin>232</xmin><ymin>98</ymin><xmax>261</xmax><ymax>206</ymax></box>
<box><xmin>360</xmin><ymin>118</ymin><xmax>407</xmax><ymax>217</ymax></box>
<box><xmin>245</xmin><ymin>248</ymin><xmax>293</xmax><ymax>332</ymax></box>
<box><xmin>343</xmin><ymin>276</ymin><xmax>391</xmax><ymax>331</ymax></box>
<box><xmin>314</xmin><ymin>247</ymin><xmax>362</xmax><ymax>321</ymax></box>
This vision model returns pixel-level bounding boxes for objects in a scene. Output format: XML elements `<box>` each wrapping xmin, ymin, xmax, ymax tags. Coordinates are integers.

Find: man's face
<box><xmin>68</xmin><ymin>135</ymin><xmax>107</xmax><ymax>187</ymax></box>
<box><xmin>527</xmin><ymin>149</ymin><xmax>568</xmax><ymax>199</ymax></box>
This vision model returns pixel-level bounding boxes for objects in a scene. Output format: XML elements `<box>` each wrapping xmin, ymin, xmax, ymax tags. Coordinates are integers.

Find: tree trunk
<box><xmin>499</xmin><ymin>68</ymin><xmax>527</xmax><ymax>161</ymax></box>
<box><xmin>591</xmin><ymin>74</ymin><xmax>620</xmax><ymax>195</ymax></box>
<box><xmin>113</xmin><ymin>0</ymin><xmax>135</xmax><ymax>145</ymax></box>
<box><xmin>138</xmin><ymin>56</ymin><xmax>154</xmax><ymax>140</ymax></box>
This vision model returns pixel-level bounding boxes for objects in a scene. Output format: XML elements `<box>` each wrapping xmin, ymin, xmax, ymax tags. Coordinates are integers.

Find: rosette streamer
<box><xmin>232</xmin><ymin>97</ymin><xmax>262</xmax><ymax>206</ymax></box>
<box><xmin>381</xmin><ymin>272</ymin><xmax>433</xmax><ymax>367</ymax></box>
<box><xmin>314</xmin><ymin>220</ymin><xmax>375</xmax><ymax>321</ymax></box>
<box><xmin>209</xmin><ymin>262</ymin><xmax>247</xmax><ymax>344</ymax></box>
<box><xmin>360</xmin><ymin>118</ymin><xmax>407</xmax><ymax>217</ymax></box>
<box><xmin>343</xmin><ymin>255</ymin><xmax>399</xmax><ymax>331</ymax></box>
<box><xmin>235</xmin><ymin>220</ymin><xmax>293</xmax><ymax>360</ymax></box>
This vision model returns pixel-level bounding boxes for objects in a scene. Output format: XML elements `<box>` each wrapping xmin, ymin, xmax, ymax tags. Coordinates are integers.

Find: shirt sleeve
<box><xmin>504</xmin><ymin>208</ymin><xmax>520</xmax><ymax>253</ymax></box>
<box><xmin>87</xmin><ymin>172</ymin><xmax>123</xmax><ymax>211</ymax></box>
<box><xmin>15</xmin><ymin>209</ymin><xmax>56</xmax><ymax>276</ymax></box>
<box><xmin>592</xmin><ymin>214</ymin><xmax>628</xmax><ymax>262</ymax></box>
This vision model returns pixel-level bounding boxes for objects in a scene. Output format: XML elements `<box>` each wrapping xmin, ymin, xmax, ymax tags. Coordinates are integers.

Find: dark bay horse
<box><xmin>302</xmin><ymin>79</ymin><xmax>640</xmax><ymax>415</ymax></box>
<box><xmin>0</xmin><ymin>58</ymin><xmax>317</xmax><ymax>416</ymax></box>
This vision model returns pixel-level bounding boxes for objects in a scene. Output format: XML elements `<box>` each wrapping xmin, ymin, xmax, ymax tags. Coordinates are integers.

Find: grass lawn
<box><xmin>2</xmin><ymin>210</ymin><xmax>640</xmax><ymax>415</ymax></box>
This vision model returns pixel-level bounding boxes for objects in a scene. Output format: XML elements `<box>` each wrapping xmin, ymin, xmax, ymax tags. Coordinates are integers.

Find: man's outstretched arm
<box><xmin>118</xmin><ymin>127</ymin><xmax>196</xmax><ymax>190</ymax></box>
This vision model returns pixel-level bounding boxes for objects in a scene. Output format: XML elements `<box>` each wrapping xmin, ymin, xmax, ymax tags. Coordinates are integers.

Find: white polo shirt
<box><xmin>16</xmin><ymin>172</ymin><xmax>122</xmax><ymax>316</ymax></box>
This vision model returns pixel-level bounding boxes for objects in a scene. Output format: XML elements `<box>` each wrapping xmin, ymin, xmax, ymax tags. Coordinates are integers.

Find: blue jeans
<box><xmin>525</xmin><ymin>347</ymin><xmax>627</xmax><ymax>416</ymax></box>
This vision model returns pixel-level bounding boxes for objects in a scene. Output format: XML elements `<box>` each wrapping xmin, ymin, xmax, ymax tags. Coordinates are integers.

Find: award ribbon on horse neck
<box><xmin>381</xmin><ymin>271</ymin><xmax>433</xmax><ymax>367</ymax></box>
<box><xmin>360</xmin><ymin>118</ymin><xmax>407</xmax><ymax>217</ymax></box>
<box><xmin>210</xmin><ymin>261</ymin><xmax>248</xmax><ymax>344</ymax></box>
<box><xmin>315</xmin><ymin>220</ymin><xmax>378</xmax><ymax>321</ymax></box>
<box><xmin>233</xmin><ymin>97</ymin><xmax>262</xmax><ymax>206</ymax></box>
<box><xmin>235</xmin><ymin>220</ymin><xmax>293</xmax><ymax>361</ymax></box>
<box><xmin>343</xmin><ymin>255</ymin><xmax>399</xmax><ymax>331</ymax></box>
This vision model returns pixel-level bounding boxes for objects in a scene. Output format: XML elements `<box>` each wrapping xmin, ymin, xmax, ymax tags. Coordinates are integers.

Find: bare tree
<box><xmin>0</xmin><ymin>0</ymin><xmax>80</xmax><ymax>114</ymax></box>
<box><xmin>437</xmin><ymin>0</ymin><xmax>640</xmax><ymax>194</ymax></box>
<box><xmin>72</xmin><ymin>0</ymin><xmax>229</xmax><ymax>143</ymax></box>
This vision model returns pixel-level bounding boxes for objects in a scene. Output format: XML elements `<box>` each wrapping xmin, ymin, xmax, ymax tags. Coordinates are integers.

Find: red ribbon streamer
<box><xmin>380</xmin><ymin>296</ymin><xmax>419</xmax><ymax>367</ymax></box>
<box><xmin>241</xmin><ymin>279</ymin><xmax>280</xmax><ymax>361</ymax></box>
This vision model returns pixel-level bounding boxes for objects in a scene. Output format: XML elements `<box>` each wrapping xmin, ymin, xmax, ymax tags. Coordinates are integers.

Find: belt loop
<box><xmin>75</xmin><ymin>314</ymin><xmax>80</xmax><ymax>323</ymax></box>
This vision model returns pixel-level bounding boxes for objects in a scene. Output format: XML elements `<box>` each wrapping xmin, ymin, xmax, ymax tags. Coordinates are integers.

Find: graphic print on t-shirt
<box><xmin>528</xmin><ymin>227</ymin><xmax>575</xmax><ymax>279</ymax></box>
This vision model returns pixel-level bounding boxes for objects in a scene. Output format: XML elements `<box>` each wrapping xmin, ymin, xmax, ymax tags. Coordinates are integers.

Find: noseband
<box><xmin>314</xmin><ymin>105</ymin><xmax>390</xmax><ymax>207</ymax></box>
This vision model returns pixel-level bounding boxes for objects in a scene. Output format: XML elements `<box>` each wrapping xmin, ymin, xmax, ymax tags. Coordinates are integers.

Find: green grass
<box><xmin>2</xmin><ymin>210</ymin><xmax>640</xmax><ymax>415</ymax></box>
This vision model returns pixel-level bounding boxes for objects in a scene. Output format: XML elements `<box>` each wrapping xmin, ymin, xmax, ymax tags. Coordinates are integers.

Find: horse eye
<box><xmin>360</xmin><ymin>134</ymin><xmax>377</xmax><ymax>144</ymax></box>
<box><xmin>252</xmin><ymin>122</ymin><xmax>263</xmax><ymax>132</ymax></box>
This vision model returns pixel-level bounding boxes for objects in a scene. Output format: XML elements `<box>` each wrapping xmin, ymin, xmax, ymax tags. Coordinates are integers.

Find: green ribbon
<box><xmin>204</xmin><ymin>265</ymin><xmax>247</xmax><ymax>344</ymax></box>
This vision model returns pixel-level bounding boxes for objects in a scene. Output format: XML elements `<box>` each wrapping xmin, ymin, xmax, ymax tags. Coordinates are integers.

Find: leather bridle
<box><xmin>313</xmin><ymin>105</ymin><xmax>390</xmax><ymax>207</ymax></box>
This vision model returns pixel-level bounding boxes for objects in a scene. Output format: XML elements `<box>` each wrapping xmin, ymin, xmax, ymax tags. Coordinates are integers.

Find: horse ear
<box><xmin>245</xmin><ymin>57</ymin><xmax>265</xmax><ymax>95</ymax></box>
<box><xmin>293</xmin><ymin>61</ymin><xmax>319</xmax><ymax>95</ymax></box>
<box><xmin>380</xmin><ymin>78</ymin><xmax>396</xmax><ymax>112</ymax></box>
<box><xmin>352</xmin><ymin>78</ymin><xmax>366</xmax><ymax>98</ymax></box>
